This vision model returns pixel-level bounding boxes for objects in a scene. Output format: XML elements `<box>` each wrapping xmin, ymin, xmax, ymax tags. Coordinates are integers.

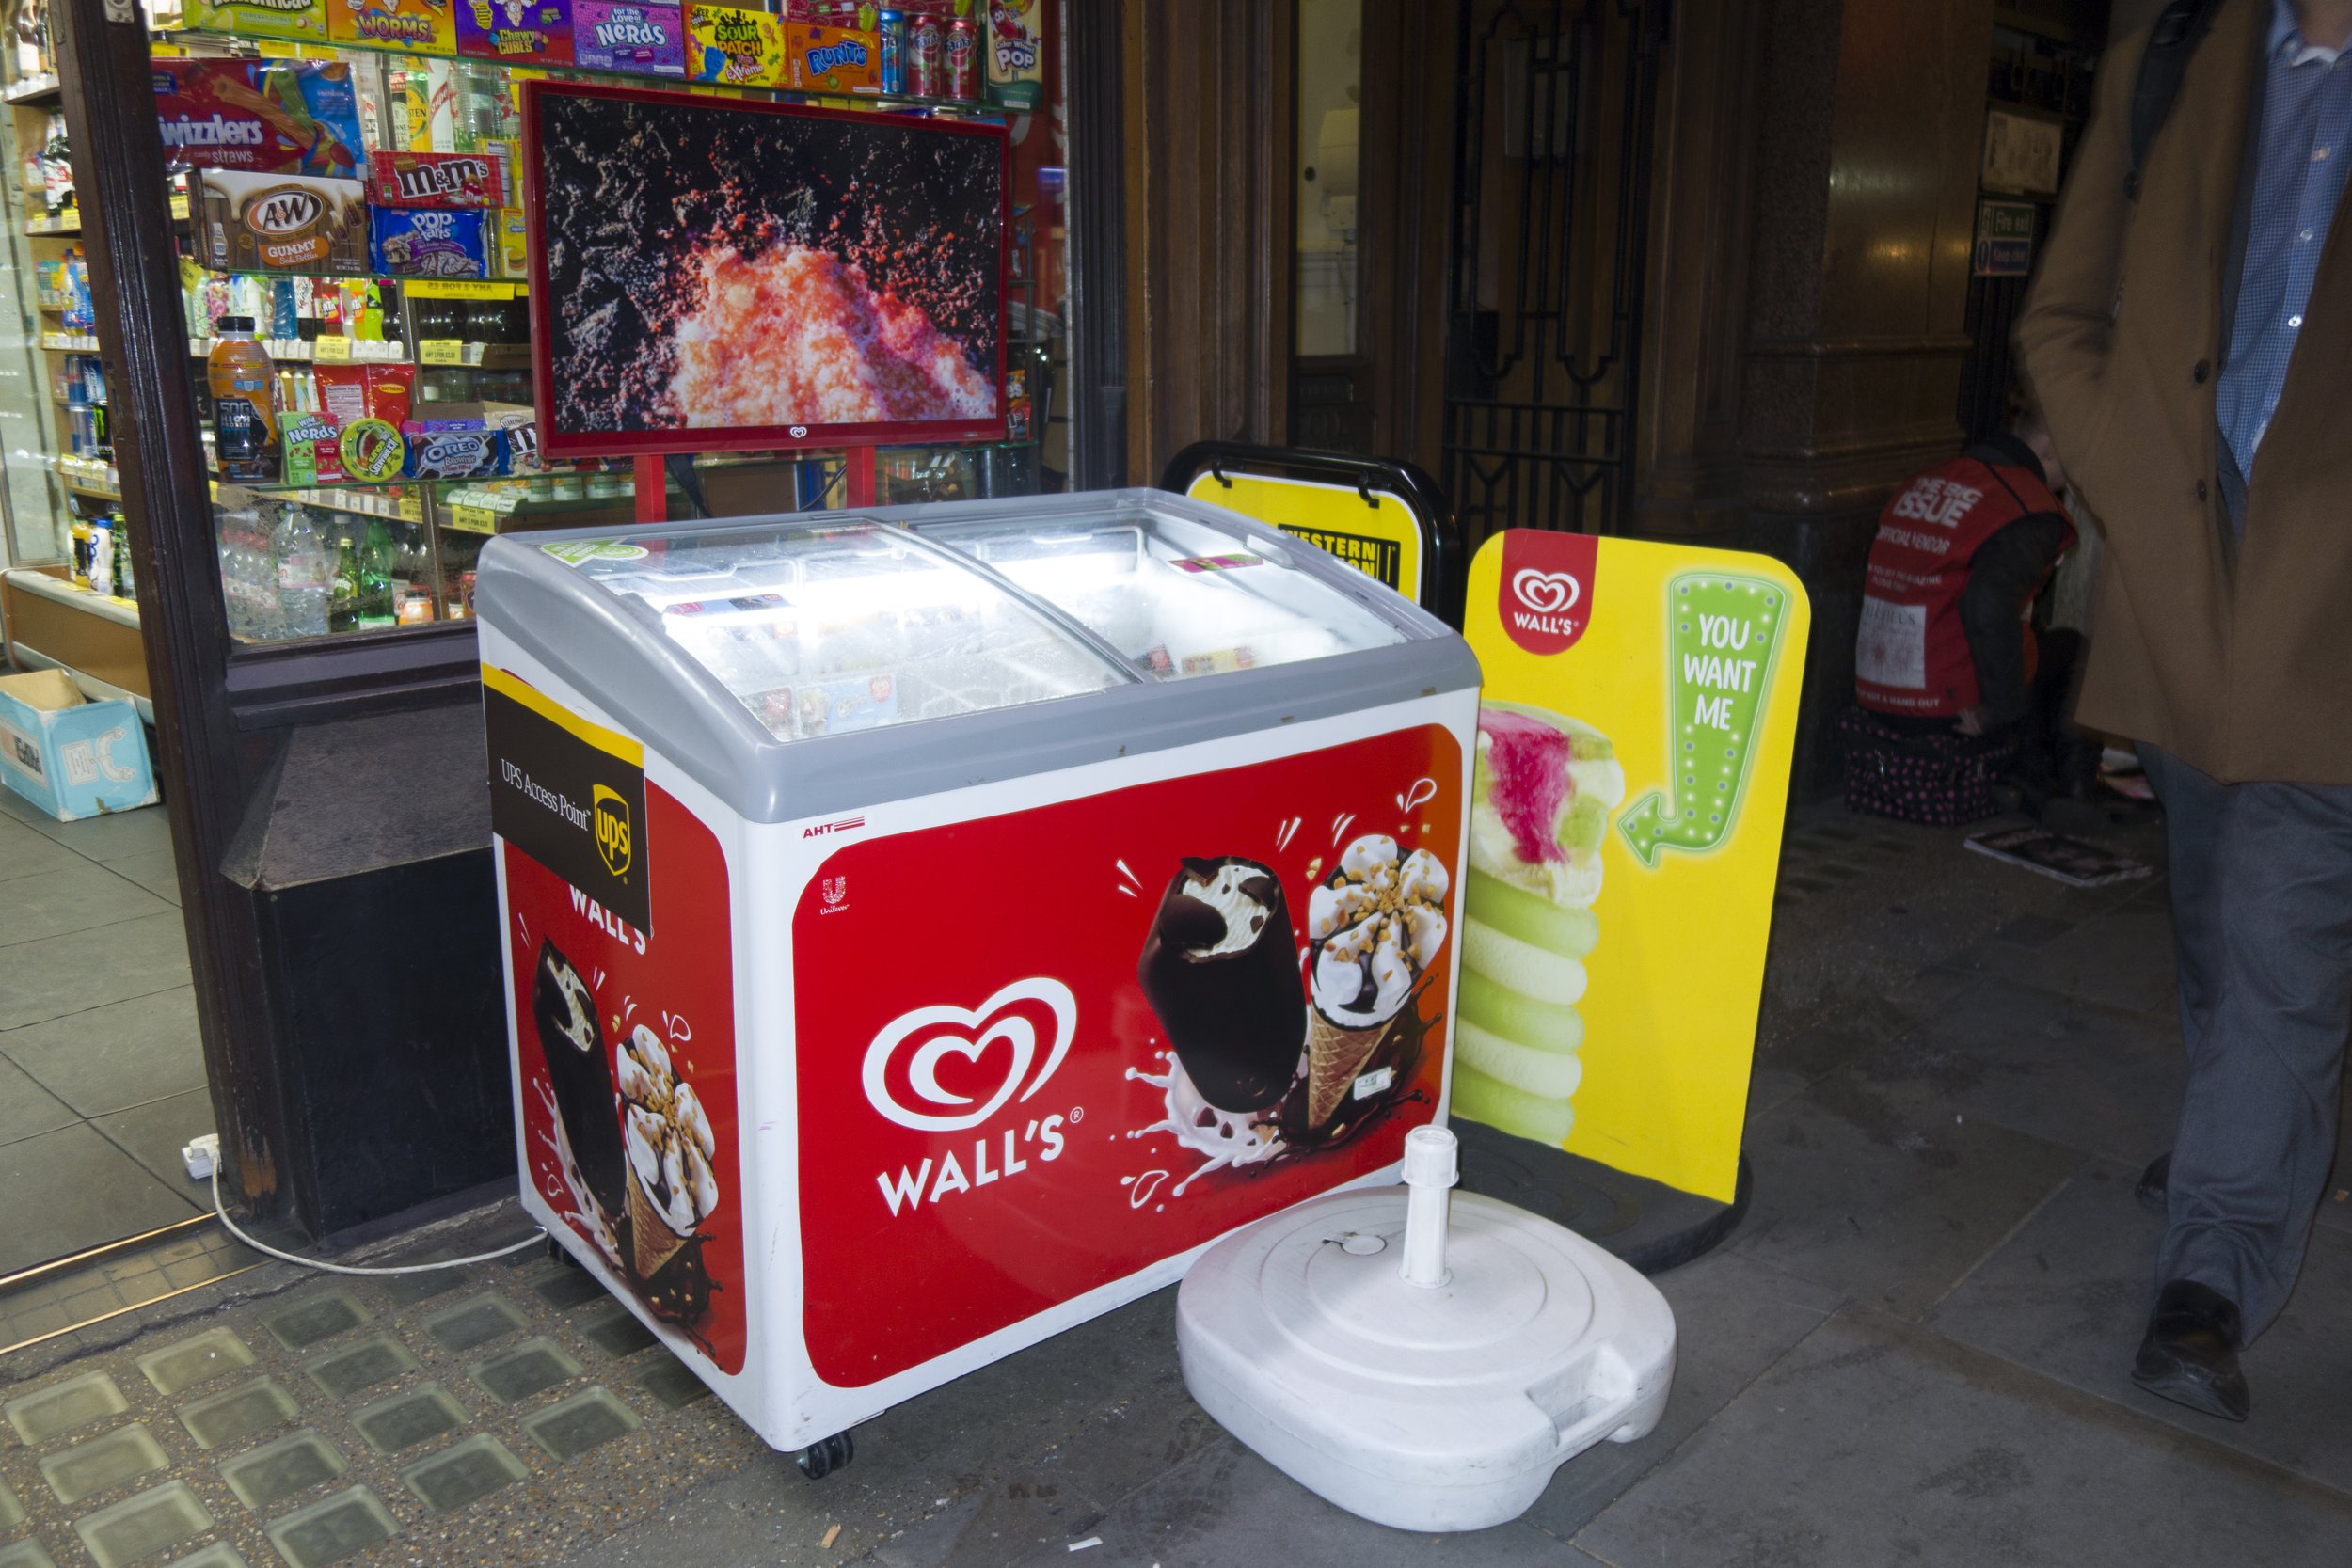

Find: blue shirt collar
<box><xmin>2273</xmin><ymin>0</ymin><xmax>2346</xmax><ymax>66</ymax></box>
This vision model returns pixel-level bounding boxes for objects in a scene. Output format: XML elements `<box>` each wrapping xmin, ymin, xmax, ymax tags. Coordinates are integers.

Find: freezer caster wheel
<box><xmin>546</xmin><ymin>1235</ymin><xmax>582</xmax><ymax>1270</ymax></box>
<box><xmin>796</xmin><ymin>1432</ymin><xmax>854</xmax><ymax>1480</ymax></box>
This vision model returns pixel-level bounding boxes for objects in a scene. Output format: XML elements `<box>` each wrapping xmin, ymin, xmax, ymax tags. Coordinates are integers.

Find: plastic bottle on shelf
<box><xmin>41</xmin><ymin>112</ymin><xmax>71</xmax><ymax>222</ymax></box>
<box><xmin>273</xmin><ymin>503</ymin><xmax>332</xmax><ymax>640</ymax></box>
<box><xmin>209</xmin><ymin>316</ymin><xmax>280</xmax><ymax>483</ymax></box>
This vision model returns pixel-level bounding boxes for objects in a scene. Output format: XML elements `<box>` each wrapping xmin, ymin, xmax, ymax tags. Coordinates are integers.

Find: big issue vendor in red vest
<box><xmin>1855</xmin><ymin>417</ymin><xmax>2077</xmax><ymax>739</ymax></box>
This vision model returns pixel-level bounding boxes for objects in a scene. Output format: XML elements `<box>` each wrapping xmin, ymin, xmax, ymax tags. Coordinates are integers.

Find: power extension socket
<box><xmin>183</xmin><ymin>1132</ymin><xmax>222</xmax><ymax>1181</ymax></box>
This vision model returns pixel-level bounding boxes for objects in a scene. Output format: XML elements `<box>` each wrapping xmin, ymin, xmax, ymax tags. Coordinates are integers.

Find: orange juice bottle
<box><xmin>208</xmin><ymin>315</ymin><xmax>279</xmax><ymax>483</ymax></box>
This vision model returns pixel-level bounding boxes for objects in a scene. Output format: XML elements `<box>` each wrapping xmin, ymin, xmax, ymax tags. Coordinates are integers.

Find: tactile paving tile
<box><xmin>520</xmin><ymin>1388</ymin><xmax>641</xmax><ymax>1462</ymax></box>
<box><xmin>301</xmin><ymin>1336</ymin><xmax>418</xmax><ymax>1400</ymax></box>
<box><xmin>378</xmin><ymin>1269</ymin><xmax>465</xmax><ymax>1308</ymax></box>
<box><xmin>219</xmin><ymin>1429</ymin><xmax>348</xmax><ymax>1512</ymax></box>
<box><xmin>263</xmin><ymin>1293</ymin><xmax>369</xmax><ymax>1353</ymax></box>
<box><xmin>0</xmin><ymin>1471</ymin><xmax>23</xmax><ymax>1531</ymax></box>
<box><xmin>263</xmin><ymin>1485</ymin><xmax>398</xmax><ymax>1568</ymax></box>
<box><xmin>631</xmin><ymin>1354</ymin><xmax>712</xmax><ymax>1409</ymax></box>
<box><xmin>5</xmin><ymin>1372</ymin><xmax>128</xmax><ymax>1445</ymax></box>
<box><xmin>136</xmin><ymin>1331</ymin><xmax>257</xmax><ymax>1398</ymax></box>
<box><xmin>39</xmin><ymin>1424</ymin><xmax>167</xmax><ymax>1505</ymax></box>
<box><xmin>161</xmin><ymin>1546</ymin><xmax>250</xmax><ymax>1568</ymax></box>
<box><xmin>530</xmin><ymin>1269</ymin><xmax>607</xmax><ymax>1311</ymax></box>
<box><xmin>419</xmin><ymin>1295</ymin><xmax>526</xmax><ymax>1354</ymax></box>
<box><xmin>468</xmin><ymin>1339</ymin><xmax>583</xmax><ymax>1406</ymax></box>
<box><xmin>70</xmin><ymin>1480</ymin><xmax>212</xmax><ymax>1568</ymax></box>
<box><xmin>349</xmin><ymin>1385</ymin><xmax>467</xmax><ymax>1457</ymax></box>
<box><xmin>397</xmin><ymin>1434</ymin><xmax>530</xmax><ymax>1513</ymax></box>
<box><xmin>575</xmin><ymin>1301</ymin><xmax>657</xmax><ymax>1359</ymax></box>
<box><xmin>176</xmin><ymin>1378</ymin><xmax>298</xmax><ymax>1451</ymax></box>
<box><xmin>0</xmin><ymin>1539</ymin><xmax>59</xmax><ymax>1568</ymax></box>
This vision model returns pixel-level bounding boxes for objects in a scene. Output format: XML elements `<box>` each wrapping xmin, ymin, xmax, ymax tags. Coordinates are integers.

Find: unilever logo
<box><xmin>861</xmin><ymin>978</ymin><xmax>1076</xmax><ymax>1133</ymax></box>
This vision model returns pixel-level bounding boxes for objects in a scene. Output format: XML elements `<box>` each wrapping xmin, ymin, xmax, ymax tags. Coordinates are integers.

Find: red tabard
<box><xmin>1853</xmin><ymin>455</ymin><xmax>2074</xmax><ymax>718</ymax></box>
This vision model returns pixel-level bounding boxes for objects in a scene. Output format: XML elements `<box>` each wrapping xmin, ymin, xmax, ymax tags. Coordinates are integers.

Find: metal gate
<box><xmin>1441</xmin><ymin>0</ymin><xmax>1669</xmax><ymax>548</ymax></box>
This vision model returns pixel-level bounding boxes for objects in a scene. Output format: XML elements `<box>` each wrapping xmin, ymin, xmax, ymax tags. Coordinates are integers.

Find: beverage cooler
<box><xmin>475</xmin><ymin>490</ymin><xmax>1482</xmax><ymax>1452</ymax></box>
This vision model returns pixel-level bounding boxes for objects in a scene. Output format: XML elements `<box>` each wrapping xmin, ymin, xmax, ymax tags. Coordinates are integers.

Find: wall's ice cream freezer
<box><xmin>475</xmin><ymin>491</ymin><xmax>1482</xmax><ymax>1452</ymax></box>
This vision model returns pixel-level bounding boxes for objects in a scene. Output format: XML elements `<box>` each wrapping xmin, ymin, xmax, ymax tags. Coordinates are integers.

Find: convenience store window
<box><xmin>5</xmin><ymin>0</ymin><xmax>1074</xmax><ymax>647</ymax></box>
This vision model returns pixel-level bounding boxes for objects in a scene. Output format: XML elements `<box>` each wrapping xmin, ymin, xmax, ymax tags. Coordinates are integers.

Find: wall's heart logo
<box><xmin>1512</xmin><ymin>568</ymin><xmax>1581</xmax><ymax>615</ymax></box>
<box><xmin>1499</xmin><ymin>531</ymin><xmax>1602</xmax><ymax>656</ymax></box>
<box><xmin>861</xmin><ymin>979</ymin><xmax>1077</xmax><ymax>1133</ymax></box>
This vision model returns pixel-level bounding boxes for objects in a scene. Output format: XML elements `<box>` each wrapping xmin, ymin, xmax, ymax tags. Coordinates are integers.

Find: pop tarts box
<box><xmin>370</xmin><ymin>207</ymin><xmax>494</xmax><ymax>279</ymax></box>
<box><xmin>0</xmin><ymin>670</ymin><xmax>160</xmax><ymax>823</ymax></box>
<box><xmin>456</xmin><ymin>0</ymin><xmax>577</xmax><ymax>65</ymax></box>
<box><xmin>574</xmin><ymin>3</ymin><xmax>686</xmax><ymax>74</ymax></box>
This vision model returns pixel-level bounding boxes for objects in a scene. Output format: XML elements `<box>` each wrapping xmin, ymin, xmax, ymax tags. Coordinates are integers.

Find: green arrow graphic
<box><xmin>1618</xmin><ymin>573</ymin><xmax>1789</xmax><ymax>868</ymax></box>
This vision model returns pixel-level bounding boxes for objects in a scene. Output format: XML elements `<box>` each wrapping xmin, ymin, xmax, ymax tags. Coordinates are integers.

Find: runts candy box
<box><xmin>456</xmin><ymin>0</ymin><xmax>578</xmax><ymax>64</ymax></box>
<box><xmin>574</xmin><ymin>3</ymin><xmax>686</xmax><ymax>73</ymax></box>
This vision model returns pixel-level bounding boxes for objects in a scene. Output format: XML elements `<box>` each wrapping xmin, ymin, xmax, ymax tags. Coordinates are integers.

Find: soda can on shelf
<box><xmin>876</xmin><ymin>8</ymin><xmax>905</xmax><ymax>95</ymax></box>
<box><xmin>908</xmin><ymin>12</ymin><xmax>941</xmax><ymax>98</ymax></box>
<box><xmin>945</xmin><ymin>16</ymin><xmax>977</xmax><ymax>102</ymax></box>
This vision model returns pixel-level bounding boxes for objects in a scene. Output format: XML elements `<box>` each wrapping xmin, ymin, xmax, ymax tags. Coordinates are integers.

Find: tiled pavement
<box><xmin>0</xmin><ymin>792</ymin><xmax>214</xmax><ymax>1278</ymax></box>
<box><xmin>7</xmin><ymin>797</ymin><xmax>2352</xmax><ymax>1567</ymax></box>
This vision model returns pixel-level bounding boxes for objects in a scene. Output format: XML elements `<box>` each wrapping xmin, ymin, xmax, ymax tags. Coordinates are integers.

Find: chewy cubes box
<box><xmin>0</xmin><ymin>669</ymin><xmax>159</xmax><ymax>822</ymax></box>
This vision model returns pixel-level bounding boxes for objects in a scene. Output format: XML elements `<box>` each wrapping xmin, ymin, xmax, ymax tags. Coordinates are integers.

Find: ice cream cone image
<box><xmin>628</xmin><ymin>1164</ymin><xmax>691</xmax><ymax>1280</ymax></box>
<box><xmin>1454</xmin><ymin>703</ymin><xmax>1625</xmax><ymax>1147</ymax></box>
<box><xmin>1305</xmin><ymin>1009</ymin><xmax>1390</xmax><ymax>1129</ymax></box>
<box><xmin>1304</xmin><ymin>835</ymin><xmax>1451</xmax><ymax>1130</ymax></box>
<box><xmin>616</xmin><ymin>1024</ymin><xmax>721</xmax><ymax>1295</ymax></box>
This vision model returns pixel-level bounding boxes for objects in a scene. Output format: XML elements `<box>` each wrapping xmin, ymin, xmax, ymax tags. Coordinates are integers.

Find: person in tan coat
<box><xmin>2016</xmin><ymin>0</ymin><xmax>2352</xmax><ymax>1423</ymax></box>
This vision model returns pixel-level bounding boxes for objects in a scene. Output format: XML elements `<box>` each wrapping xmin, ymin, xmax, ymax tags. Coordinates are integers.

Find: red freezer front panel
<box><xmin>793</xmin><ymin>724</ymin><xmax>1466</xmax><ymax>1386</ymax></box>
<box><xmin>506</xmin><ymin>785</ymin><xmax>750</xmax><ymax>1376</ymax></box>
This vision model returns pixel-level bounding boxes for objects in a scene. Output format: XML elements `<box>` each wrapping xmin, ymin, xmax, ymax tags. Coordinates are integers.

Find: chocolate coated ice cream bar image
<box><xmin>1137</xmin><ymin>857</ymin><xmax>1307</xmax><ymax>1114</ymax></box>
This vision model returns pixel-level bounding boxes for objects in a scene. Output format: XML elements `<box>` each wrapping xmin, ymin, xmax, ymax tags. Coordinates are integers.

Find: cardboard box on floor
<box><xmin>0</xmin><ymin>668</ymin><xmax>159</xmax><ymax>821</ymax></box>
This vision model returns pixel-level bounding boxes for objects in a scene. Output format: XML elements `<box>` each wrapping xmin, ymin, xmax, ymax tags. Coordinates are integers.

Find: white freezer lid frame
<box><xmin>472</xmin><ymin>489</ymin><xmax>1483</xmax><ymax>824</ymax></box>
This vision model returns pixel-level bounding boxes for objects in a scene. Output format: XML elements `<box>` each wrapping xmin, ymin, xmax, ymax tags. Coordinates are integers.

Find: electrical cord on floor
<box><xmin>207</xmin><ymin>1165</ymin><xmax>547</xmax><ymax>1276</ymax></box>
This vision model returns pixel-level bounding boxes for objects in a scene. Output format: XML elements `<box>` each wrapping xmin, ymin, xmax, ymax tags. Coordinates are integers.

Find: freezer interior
<box><xmin>567</xmin><ymin>519</ymin><xmax>1130</xmax><ymax>742</ymax></box>
<box><xmin>552</xmin><ymin>502</ymin><xmax>1417</xmax><ymax>742</ymax></box>
<box><xmin>915</xmin><ymin>509</ymin><xmax>1406</xmax><ymax>678</ymax></box>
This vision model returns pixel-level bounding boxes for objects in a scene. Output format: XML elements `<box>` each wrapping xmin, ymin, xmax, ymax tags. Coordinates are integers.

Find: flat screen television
<box><xmin>521</xmin><ymin>80</ymin><xmax>1009</xmax><ymax>458</ymax></box>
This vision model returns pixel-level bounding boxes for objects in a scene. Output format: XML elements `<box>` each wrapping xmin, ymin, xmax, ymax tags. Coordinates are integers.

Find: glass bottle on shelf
<box><xmin>358</xmin><ymin>520</ymin><xmax>397</xmax><ymax>630</ymax></box>
<box><xmin>112</xmin><ymin>511</ymin><xmax>134</xmax><ymax>604</ymax></box>
<box><xmin>273</xmin><ymin>504</ymin><xmax>332</xmax><ymax>640</ymax></box>
<box><xmin>13</xmin><ymin>0</ymin><xmax>45</xmax><ymax>86</ymax></box>
<box><xmin>329</xmin><ymin>532</ymin><xmax>361</xmax><ymax>634</ymax></box>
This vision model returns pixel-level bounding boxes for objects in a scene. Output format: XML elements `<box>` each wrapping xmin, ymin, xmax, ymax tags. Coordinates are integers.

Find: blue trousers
<box><xmin>2143</xmin><ymin>747</ymin><xmax>2352</xmax><ymax>1339</ymax></box>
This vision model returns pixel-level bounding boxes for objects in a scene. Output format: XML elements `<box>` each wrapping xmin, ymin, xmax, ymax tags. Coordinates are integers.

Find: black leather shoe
<box><xmin>2132</xmin><ymin>1279</ymin><xmax>2249</xmax><ymax>1421</ymax></box>
<box><xmin>2136</xmin><ymin>1151</ymin><xmax>2170</xmax><ymax>1214</ymax></box>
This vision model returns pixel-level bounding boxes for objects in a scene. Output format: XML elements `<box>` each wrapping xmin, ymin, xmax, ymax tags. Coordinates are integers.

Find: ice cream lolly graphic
<box><xmin>1453</xmin><ymin>703</ymin><xmax>1625</xmax><ymax>1147</ymax></box>
<box><xmin>616</xmin><ymin>1023</ymin><xmax>720</xmax><ymax>1282</ymax></box>
<box><xmin>532</xmin><ymin>940</ymin><xmax>630</xmax><ymax>1227</ymax></box>
<box><xmin>1305</xmin><ymin>835</ymin><xmax>1451</xmax><ymax>1129</ymax></box>
<box><xmin>1136</xmin><ymin>857</ymin><xmax>1306</xmax><ymax>1114</ymax></box>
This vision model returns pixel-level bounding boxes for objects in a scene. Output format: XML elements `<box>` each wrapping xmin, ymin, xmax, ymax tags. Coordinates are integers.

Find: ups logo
<box><xmin>592</xmin><ymin>784</ymin><xmax>632</xmax><ymax>879</ymax></box>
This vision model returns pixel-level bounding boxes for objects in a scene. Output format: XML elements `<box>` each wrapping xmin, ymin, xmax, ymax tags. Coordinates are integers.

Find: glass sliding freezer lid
<box><xmin>915</xmin><ymin>509</ymin><xmax>1408</xmax><ymax>679</ymax></box>
<box><xmin>563</xmin><ymin>521</ymin><xmax>1130</xmax><ymax>740</ymax></box>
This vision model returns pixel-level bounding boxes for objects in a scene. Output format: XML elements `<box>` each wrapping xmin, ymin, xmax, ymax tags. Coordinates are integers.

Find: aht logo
<box><xmin>863</xmin><ymin>978</ymin><xmax>1075</xmax><ymax>1215</ymax></box>
<box><xmin>1499</xmin><ymin>530</ymin><xmax>1601</xmax><ymax>656</ymax></box>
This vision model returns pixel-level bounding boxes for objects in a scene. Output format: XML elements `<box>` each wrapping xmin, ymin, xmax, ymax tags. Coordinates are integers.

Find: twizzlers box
<box><xmin>455</xmin><ymin>0</ymin><xmax>578</xmax><ymax>65</ymax></box>
<box><xmin>573</xmin><ymin>3</ymin><xmax>687</xmax><ymax>74</ymax></box>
